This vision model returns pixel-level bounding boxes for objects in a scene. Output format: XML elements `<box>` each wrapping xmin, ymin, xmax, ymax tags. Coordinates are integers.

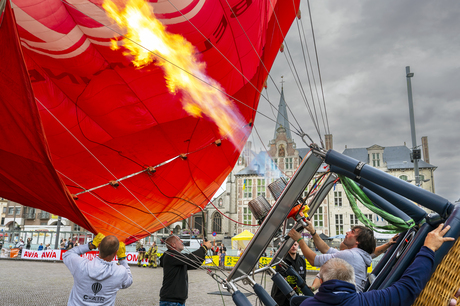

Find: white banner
<box><xmin>21</xmin><ymin>249</ymin><xmax>62</xmax><ymax>260</ymax></box>
<box><xmin>20</xmin><ymin>250</ymin><xmax>160</xmax><ymax>265</ymax></box>
<box><xmin>78</xmin><ymin>251</ymin><xmax>152</xmax><ymax>264</ymax></box>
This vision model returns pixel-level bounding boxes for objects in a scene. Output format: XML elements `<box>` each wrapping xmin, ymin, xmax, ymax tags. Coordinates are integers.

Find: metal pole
<box><xmin>12</xmin><ymin>204</ymin><xmax>17</xmax><ymax>243</ymax></box>
<box><xmin>406</xmin><ymin>66</ymin><xmax>420</xmax><ymax>187</ymax></box>
<box><xmin>54</xmin><ymin>216</ymin><xmax>62</xmax><ymax>249</ymax></box>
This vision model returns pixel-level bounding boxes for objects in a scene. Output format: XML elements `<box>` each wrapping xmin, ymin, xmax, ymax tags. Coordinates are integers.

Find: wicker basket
<box><xmin>413</xmin><ymin>238</ymin><xmax>460</xmax><ymax>306</ymax></box>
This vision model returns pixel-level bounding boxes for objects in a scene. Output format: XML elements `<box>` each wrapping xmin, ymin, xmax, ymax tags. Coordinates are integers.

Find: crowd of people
<box><xmin>0</xmin><ymin>237</ymin><xmax>79</xmax><ymax>252</ymax></box>
<box><xmin>3</xmin><ymin>221</ymin><xmax>458</xmax><ymax>306</ymax></box>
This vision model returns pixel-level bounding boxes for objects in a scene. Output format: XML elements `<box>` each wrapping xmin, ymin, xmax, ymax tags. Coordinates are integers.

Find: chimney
<box><xmin>421</xmin><ymin>136</ymin><xmax>430</xmax><ymax>164</ymax></box>
<box><xmin>325</xmin><ymin>134</ymin><xmax>333</xmax><ymax>151</ymax></box>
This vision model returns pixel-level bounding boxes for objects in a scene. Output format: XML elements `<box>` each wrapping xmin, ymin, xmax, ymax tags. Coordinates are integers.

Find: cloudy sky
<box><xmin>250</xmin><ymin>0</ymin><xmax>460</xmax><ymax>203</ymax></box>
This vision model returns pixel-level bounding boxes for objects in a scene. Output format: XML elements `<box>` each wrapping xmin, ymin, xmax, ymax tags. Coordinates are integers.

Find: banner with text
<box><xmin>21</xmin><ymin>249</ymin><xmax>62</xmax><ymax>260</ymax></box>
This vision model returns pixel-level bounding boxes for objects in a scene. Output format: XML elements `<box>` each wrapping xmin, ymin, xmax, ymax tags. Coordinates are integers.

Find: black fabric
<box><xmin>159</xmin><ymin>247</ymin><xmax>207</xmax><ymax>304</ymax></box>
<box><xmin>270</xmin><ymin>253</ymin><xmax>307</xmax><ymax>306</ymax></box>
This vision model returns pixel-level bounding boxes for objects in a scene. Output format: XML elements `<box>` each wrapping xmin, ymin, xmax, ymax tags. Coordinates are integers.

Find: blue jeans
<box><xmin>159</xmin><ymin>302</ymin><xmax>185</xmax><ymax>306</ymax></box>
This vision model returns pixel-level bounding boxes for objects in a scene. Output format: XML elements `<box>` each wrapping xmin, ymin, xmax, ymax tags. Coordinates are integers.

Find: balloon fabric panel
<box><xmin>1</xmin><ymin>0</ymin><xmax>300</xmax><ymax>243</ymax></box>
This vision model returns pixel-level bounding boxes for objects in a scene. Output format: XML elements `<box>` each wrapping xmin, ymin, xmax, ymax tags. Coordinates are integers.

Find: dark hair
<box><xmin>99</xmin><ymin>235</ymin><xmax>119</xmax><ymax>258</ymax></box>
<box><xmin>352</xmin><ymin>225</ymin><xmax>376</xmax><ymax>254</ymax></box>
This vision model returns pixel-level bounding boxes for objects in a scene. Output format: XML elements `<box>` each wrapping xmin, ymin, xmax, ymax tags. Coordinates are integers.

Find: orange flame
<box><xmin>103</xmin><ymin>0</ymin><xmax>246</xmax><ymax>144</ymax></box>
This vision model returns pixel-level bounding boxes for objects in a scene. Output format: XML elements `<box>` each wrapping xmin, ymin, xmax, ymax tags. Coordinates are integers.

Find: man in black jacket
<box><xmin>159</xmin><ymin>235</ymin><xmax>212</xmax><ymax>306</ymax></box>
<box><xmin>270</xmin><ymin>241</ymin><xmax>306</xmax><ymax>306</ymax></box>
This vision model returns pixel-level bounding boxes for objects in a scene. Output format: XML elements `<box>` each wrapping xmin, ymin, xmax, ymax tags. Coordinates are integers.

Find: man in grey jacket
<box><xmin>63</xmin><ymin>233</ymin><xmax>133</xmax><ymax>305</ymax></box>
<box><xmin>289</xmin><ymin>220</ymin><xmax>375</xmax><ymax>292</ymax></box>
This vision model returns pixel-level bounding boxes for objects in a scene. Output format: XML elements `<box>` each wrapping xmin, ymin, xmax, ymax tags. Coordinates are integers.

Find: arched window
<box><xmin>399</xmin><ymin>175</ymin><xmax>408</xmax><ymax>181</ymax></box>
<box><xmin>212</xmin><ymin>212</ymin><xmax>222</xmax><ymax>234</ymax></box>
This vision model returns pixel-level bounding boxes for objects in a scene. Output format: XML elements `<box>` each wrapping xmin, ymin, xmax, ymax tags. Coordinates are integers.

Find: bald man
<box><xmin>159</xmin><ymin>235</ymin><xmax>212</xmax><ymax>306</ymax></box>
<box><xmin>63</xmin><ymin>233</ymin><xmax>132</xmax><ymax>305</ymax></box>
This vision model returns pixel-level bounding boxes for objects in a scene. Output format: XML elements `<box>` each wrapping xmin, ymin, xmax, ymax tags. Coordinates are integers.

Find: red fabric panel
<box><xmin>2</xmin><ymin>0</ymin><xmax>299</xmax><ymax>243</ymax></box>
<box><xmin>0</xmin><ymin>0</ymin><xmax>95</xmax><ymax>232</ymax></box>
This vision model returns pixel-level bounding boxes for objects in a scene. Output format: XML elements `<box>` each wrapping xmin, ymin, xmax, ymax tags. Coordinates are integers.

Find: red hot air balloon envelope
<box><xmin>0</xmin><ymin>0</ymin><xmax>300</xmax><ymax>244</ymax></box>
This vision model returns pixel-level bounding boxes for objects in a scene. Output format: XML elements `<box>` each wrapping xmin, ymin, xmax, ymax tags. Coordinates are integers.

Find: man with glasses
<box><xmin>159</xmin><ymin>235</ymin><xmax>212</xmax><ymax>306</ymax></box>
<box><xmin>289</xmin><ymin>220</ymin><xmax>375</xmax><ymax>292</ymax></box>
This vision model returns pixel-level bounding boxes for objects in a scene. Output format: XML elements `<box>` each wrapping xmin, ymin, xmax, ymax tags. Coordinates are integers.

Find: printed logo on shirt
<box><xmin>299</xmin><ymin>266</ymin><xmax>305</xmax><ymax>274</ymax></box>
<box><xmin>82</xmin><ymin>282</ymin><xmax>105</xmax><ymax>303</ymax></box>
<box><xmin>92</xmin><ymin>283</ymin><xmax>102</xmax><ymax>295</ymax></box>
<box><xmin>83</xmin><ymin>295</ymin><xmax>105</xmax><ymax>303</ymax></box>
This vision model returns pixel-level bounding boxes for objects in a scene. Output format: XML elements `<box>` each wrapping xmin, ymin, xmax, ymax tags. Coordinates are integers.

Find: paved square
<box><xmin>0</xmin><ymin>259</ymin><xmax>317</xmax><ymax>306</ymax></box>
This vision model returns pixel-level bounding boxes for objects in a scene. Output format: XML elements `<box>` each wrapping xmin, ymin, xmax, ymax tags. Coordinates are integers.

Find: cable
<box><xmin>307</xmin><ymin>0</ymin><xmax>330</xmax><ymax>135</ymax></box>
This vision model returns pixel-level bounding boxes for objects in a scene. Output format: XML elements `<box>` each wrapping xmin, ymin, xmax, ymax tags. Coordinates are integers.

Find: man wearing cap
<box><xmin>159</xmin><ymin>235</ymin><xmax>212</xmax><ymax>306</ymax></box>
<box><xmin>63</xmin><ymin>233</ymin><xmax>132</xmax><ymax>305</ymax></box>
<box><xmin>270</xmin><ymin>241</ymin><xmax>306</xmax><ymax>306</ymax></box>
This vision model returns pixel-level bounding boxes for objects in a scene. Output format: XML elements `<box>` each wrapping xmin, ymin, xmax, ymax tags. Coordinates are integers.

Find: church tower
<box><xmin>268</xmin><ymin>83</ymin><xmax>300</xmax><ymax>177</ymax></box>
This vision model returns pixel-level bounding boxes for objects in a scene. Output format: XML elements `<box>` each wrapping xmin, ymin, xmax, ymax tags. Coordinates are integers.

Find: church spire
<box><xmin>273</xmin><ymin>78</ymin><xmax>292</xmax><ymax>140</ymax></box>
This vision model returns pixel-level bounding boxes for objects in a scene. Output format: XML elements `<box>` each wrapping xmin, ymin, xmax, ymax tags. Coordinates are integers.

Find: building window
<box><xmin>364</xmin><ymin>214</ymin><xmax>373</xmax><ymax>222</ymax></box>
<box><xmin>243</xmin><ymin>179</ymin><xmax>252</xmax><ymax>198</ymax></box>
<box><xmin>8</xmin><ymin>207</ymin><xmax>21</xmax><ymax>215</ymax></box>
<box><xmin>285</xmin><ymin>158</ymin><xmax>293</xmax><ymax>170</ymax></box>
<box><xmin>372</xmin><ymin>153</ymin><xmax>380</xmax><ymax>167</ymax></box>
<box><xmin>335</xmin><ymin>214</ymin><xmax>343</xmax><ymax>235</ymax></box>
<box><xmin>350</xmin><ymin>214</ymin><xmax>359</xmax><ymax>227</ymax></box>
<box><xmin>313</xmin><ymin>206</ymin><xmax>323</xmax><ymax>227</ymax></box>
<box><xmin>212</xmin><ymin>212</ymin><xmax>222</xmax><ymax>233</ymax></box>
<box><xmin>243</xmin><ymin>207</ymin><xmax>252</xmax><ymax>225</ymax></box>
<box><xmin>257</xmin><ymin>179</ymin><xmax>265</xmax><ymax>197</ymax></box>
<box><xmin>334</xmin><ymin>191</ymin><xmax>342</xmax><ymax>206</ymax></box>
<box><xmin>73</xmin><ymin>224</ymin><xmax>81</xmax><ymax>231</ymax></box>
<box><xmin>303</xmin><ymin>188</ymin><xmax>309</xmax><ymax>198</ymax></box>
<box><xmin>2</xmin><ymin>207</ymin><xmax>6</xmax><ymax>213</ymax></box>
<box><xmin>193</xmin><ymin>216</ymin><xmax>203</xmax><ymax>235</ymax></box>
<box><xmin>419</xmin><ymin>174</ymin><xmax>425</xmax><ymax>181</ymax></box>
<box><xmin>399</xmin><ymin>175</ymin><xmax>408</xmax><ymax>181</ymax></box>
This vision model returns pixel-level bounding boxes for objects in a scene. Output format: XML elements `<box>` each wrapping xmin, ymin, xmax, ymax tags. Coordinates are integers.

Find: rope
<box><xmin>339</xmin><ymin>175</ymin><xmax>415</xmax><ymax>233</ymax></box>
<box><xmin>306</xmin><ymin>0</ymin><xmax>330</xmax><ymax>134</ymax></box>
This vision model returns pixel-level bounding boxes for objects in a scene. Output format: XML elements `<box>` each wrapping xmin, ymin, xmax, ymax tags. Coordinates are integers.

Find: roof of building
<box><xmin>273</xmin><ymin>87</ymin><xmax>292</xmax><ymax>140</ymax></box>
<box><xmin>342</xmin><ymin>145</ymin><xmax>436</xmax><ymax>169</ymax></box>
<box><xmin>297</xmin><ymin>148</ymin><xmax>310</xmax><ymax>160</ymax></box>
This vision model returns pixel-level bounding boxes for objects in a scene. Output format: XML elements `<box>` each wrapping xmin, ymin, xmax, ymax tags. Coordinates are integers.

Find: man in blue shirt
<box><xmin>291</xmin><ymin>223</ymin><xmax>455</xmax><ymax>306</ymax></box>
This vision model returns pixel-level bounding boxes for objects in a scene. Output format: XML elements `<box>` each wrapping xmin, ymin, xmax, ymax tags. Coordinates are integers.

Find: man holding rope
<box><xmin>159</xmin><ymin>235</ymin><xmax>212</xmax><ymax>306</ymax></box>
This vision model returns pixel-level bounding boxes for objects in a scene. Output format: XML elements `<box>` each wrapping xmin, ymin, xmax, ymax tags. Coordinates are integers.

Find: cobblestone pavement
<box><xmin>0</xmin><ymin>259</ymin><xmax>317</xmax><ymax>306</ymax></box>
